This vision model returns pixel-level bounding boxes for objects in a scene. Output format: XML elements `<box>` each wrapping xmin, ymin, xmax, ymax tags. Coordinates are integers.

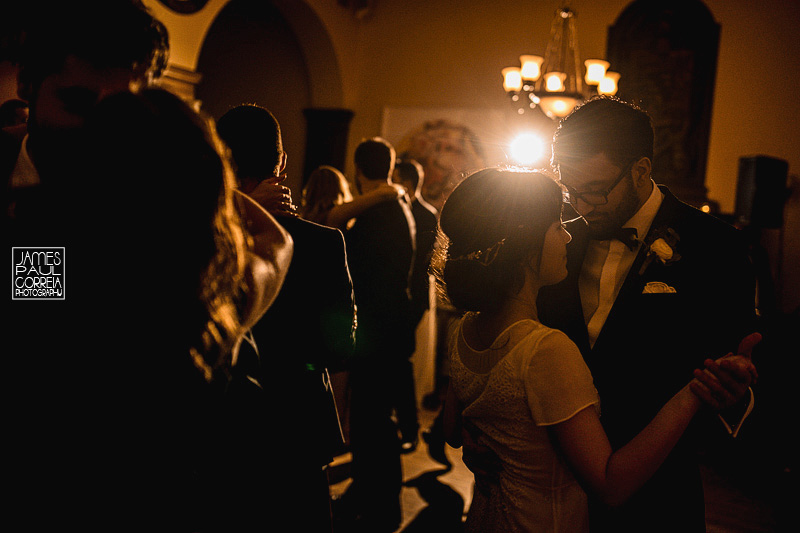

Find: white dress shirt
<box><xmin>580</xmin><ymin>181</ymin><xmax>664</xmax><ymax>347</ymax></box>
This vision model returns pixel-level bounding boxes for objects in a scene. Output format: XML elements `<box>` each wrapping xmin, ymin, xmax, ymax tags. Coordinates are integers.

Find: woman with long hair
<box><xmin>65</xmin><ymin>87</ymin><xmax>292</xmax><ymax>529</ymax></box>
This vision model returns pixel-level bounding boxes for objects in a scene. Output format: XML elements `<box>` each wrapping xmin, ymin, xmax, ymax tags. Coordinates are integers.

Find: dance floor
<box><xmin>328</xmin><ymin>407</ymin><xmax>791</xmax><ymax>532</ymax></box>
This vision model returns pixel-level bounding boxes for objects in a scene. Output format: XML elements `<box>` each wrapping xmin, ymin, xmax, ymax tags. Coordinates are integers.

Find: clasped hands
<box><xmin>460</xmin><ymin>332</ymin><xmax>762</xmax><ymax>482</ymax></box>
<box><xmin>689</xmin><ymin>332</ymin><xmax>760</xmax><ymax>411</ymax></box>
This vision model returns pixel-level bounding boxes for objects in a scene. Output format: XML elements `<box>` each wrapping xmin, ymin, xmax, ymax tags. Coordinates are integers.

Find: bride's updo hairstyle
<box><xmin>432</xmin><ymin>167</ymin><xmax>563</xmax><ymax>314</ymax></box>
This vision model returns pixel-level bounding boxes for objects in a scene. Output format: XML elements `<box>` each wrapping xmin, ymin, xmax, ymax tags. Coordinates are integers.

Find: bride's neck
<box><xmin>468</xmin><ymin>293</ymin><xmax>539</xmax><ymax>350</ymax></box>
<box><xmin>465</xmin><ymin>266</ymin><xmax>542</xmax><ymax>349</ymax></box>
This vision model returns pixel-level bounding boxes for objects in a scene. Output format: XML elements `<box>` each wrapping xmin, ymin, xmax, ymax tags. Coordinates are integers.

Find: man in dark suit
<box><xmin>216</xmin><ymin>104</ymin><xmax>357</xmax><ymax>532</ymax></box>
<box><xmin>392</xmin><ymin>157</ymin><xmax>439</xmax><ymax>452</ymax></box>
<box><xmin>538</xmin><ymin>96</ymin><xmax>759</xmax><ymax>532</ymax></box>
<box><xmin>394</xmin><ymin>158</ymin><xmax>439</xmax><ymax>331</ymax></box>
<box><xmin>344</xmin><ymin>137</ymin><xmax>417</xmax><ymax>531</ymax></box>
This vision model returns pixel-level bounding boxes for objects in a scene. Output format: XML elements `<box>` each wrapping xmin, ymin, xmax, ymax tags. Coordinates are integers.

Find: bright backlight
<box><xmin>510</xmin><ymin>133</ymin><xmax>545</xmax><ymax>165</ymax></box>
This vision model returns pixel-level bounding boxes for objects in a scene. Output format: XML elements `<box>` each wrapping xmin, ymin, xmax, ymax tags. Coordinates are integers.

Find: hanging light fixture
<box><xmin>502</xmin><ymin>5</ymin><xmax>619</xmax><ymax>119</ymax></box>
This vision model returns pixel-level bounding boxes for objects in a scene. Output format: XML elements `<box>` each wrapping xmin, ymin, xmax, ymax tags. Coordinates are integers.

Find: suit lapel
<box><xmin>561</xmin><ymin>218</ymin><xmax>592</xmax><ymax>355</ymax></box>
<box><xmin>592</xmin><ymin>186</ymin><xmax>684</xmax><ymax>352</ymax></box>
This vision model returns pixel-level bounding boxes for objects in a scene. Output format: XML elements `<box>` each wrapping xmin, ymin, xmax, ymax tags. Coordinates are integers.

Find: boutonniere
<box><xmin>639</xmin><ymin>227</ymin><xmax>681</xmax><ymax>275</ymax></box>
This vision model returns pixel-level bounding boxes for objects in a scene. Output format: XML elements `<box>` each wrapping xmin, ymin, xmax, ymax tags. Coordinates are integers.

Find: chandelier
<box><xmin>501</xmin><ymin>6</ymin><xmax>619</xmax><ymax>119</ymax></box>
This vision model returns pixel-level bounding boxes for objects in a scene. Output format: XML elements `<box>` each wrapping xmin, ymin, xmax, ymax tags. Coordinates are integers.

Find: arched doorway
<box><xmin>196</xmin><ymin>0</ymin><xmax>312</xmax><ymax>195</ymax></box>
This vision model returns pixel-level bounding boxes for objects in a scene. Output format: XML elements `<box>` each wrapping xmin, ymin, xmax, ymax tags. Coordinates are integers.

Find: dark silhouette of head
<box><xmin>394</xmin><ymin>158</ymin><xmax>425</xmax><ymax>196</ymax></box>
<box><xmin>354</xmin><ymin>136</ymin><xmax>395</xmax><ymax>182</ymax></box>
<box><xmin>14</xmin><ymin>0</ymin><xmax>169</xmax><ymax>183</ymax></box>
<box><xmin>216</xmin><ymin>104</ymin><xmax>284</xmax><ymax>191</ymax></box>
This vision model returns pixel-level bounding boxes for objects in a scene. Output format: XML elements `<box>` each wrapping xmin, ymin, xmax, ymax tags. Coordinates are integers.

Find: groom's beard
<box><xmin>583</xmin><ymin>178</ymin><xmax>640</xmax><ymax>240</ymax></box>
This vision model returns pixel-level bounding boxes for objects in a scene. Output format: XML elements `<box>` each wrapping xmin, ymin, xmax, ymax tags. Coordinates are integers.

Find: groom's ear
<box><xmin>632</xmin><ymin>156</ymin><xmax>652</xmax><ymax>185</ymax></box>
<box><xmin>278</xmin><ymin>151</ymin><xmax>287</xmax><ymax>174</ymax></box>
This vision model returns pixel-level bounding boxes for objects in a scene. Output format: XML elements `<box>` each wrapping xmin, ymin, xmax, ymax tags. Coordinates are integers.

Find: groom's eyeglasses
<box><xmin>560</xmin><ymin>159</ymin><xmax>636</xmax><ymax>207</ymax></box>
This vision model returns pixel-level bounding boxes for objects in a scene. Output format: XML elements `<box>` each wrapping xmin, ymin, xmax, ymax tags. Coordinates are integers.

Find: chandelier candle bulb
<box><xmin>502</xmin><ymin>67</ymin><xmax>523</xmax><ymax>92</ymax></box>
<box><xmin>538</xmin><ymin>96</ymin><xmax>576</xmax><ymax>118</ymax></box>
<box><xmin>584</xmin><ymin>59</ymin><xmax>609</xmax><ymax>85</ymax></box>
<box><xmin>544</xmin><ymin>72</ymin><xmax>566</xmax><ymax>92</ymax></box>
<box><xmin>598</xmin><ymin>71</ymin><xmax>620</xmax><ymax>95</ymax></box>
<box><xmin>519</xmin><ymin>55</ymin><xmax>544</xmax><ymax>80</ymax></box>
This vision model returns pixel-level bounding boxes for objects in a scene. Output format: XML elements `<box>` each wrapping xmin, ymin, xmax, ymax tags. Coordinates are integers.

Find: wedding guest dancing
<box><xmin>301</xmin><ymin>163</ymin><xmax>403</xmax><ymax>230</ymax></box>
<box><xmin>341</xmin><ymin>137</ymin><xmax>416</xmax><ymax>531</ymax></box>
<box><xmin>216</xmin><ymin>103</ymin><xmax>357</xmax><ymax>532</ymax></box>
<box><xmin>3</xmin><ymin>0</ymin><xmax>169</xmax><ymax>243</ymax></box>
<box><xmin>437</xmin><ymin>167</ymin><xmax>758</xmax><ymax>533</ymax></box>
<box><xmin>392</xmin><ymin>157</ymin><xmax>439</xmax><ymax>453</ymax></box>
<box><xmin>538</xmin><ymin>96</ymin><xmax>761</xmax><ymax>531</ymax></box>
<box><xmin>9</xmin><ymin>87</ymin><xmax>292</xmax><ymax>531</ymax></box>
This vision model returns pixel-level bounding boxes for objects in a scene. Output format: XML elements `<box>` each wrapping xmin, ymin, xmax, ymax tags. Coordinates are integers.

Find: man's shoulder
<box><xmin>280</xmin><ymin>214</ymin><xmax>342</xmax><ymax>237</ymax></box>
<box><xmin>351</xmin><ymin>197</ymin><xmax>410</xmax><ymax>227</ymax></box>
<box><xmin>279</xmin><ymin>215</ymin><xmax>345</xmax><ymax>254</ymax></box>
<box><xmin>656</xmin><ymin>187</ymin><xmax>748</xmax><ymax>254</ymax></box>
<box><xmin>412</xmin><ymin>198</ymin><xmax>438</xmax><ymax>225</ymax></box>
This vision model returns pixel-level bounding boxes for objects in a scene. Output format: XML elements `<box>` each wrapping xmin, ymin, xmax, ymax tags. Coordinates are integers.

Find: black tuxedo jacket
<box><xmin>345</xmin><ymin>195</ymin><xmax>416</xmax><ymax>359</ymax></box>
<box><xmin>538</xmin><ymin>186</ymin><xmax>758</xmax><ymax>532</ymax></box>
<box><xmin>408</xmin><ymin>197</ymin><xmax>438</xmax><ymax>326</ymax></box>
<box><xmin>251</xmin><ymin>215</ymin><xmax>356</xmax><ymax>370</ymax></box>
<box><xmin>244</xmin><ymin>215</ymin><xmax>356</xmax><ymax>465</ymax></box>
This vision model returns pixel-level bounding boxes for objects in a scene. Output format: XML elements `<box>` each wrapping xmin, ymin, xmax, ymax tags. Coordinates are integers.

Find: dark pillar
<box><xmin>302</xmin><ymin>108</ymin><xmax>355</xmax><ymax>187</ymax></box>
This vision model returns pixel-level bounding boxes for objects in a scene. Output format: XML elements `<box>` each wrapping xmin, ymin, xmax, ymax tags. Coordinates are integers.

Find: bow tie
<box><xmin>612</xmin><ymin>227</ymin><xmax>640</xmax><ymax>251</ymax></box>
<box><xmin>591</xmin><ymin>227</ymin><xmax>640</xmax><ymax>251</ymax></box>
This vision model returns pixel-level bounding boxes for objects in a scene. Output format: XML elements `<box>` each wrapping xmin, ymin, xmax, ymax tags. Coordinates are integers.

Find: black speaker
<box><xmin>735</xmin><ymin>155</ymin><xmax>789</xmax><ymax>228</ymax></box>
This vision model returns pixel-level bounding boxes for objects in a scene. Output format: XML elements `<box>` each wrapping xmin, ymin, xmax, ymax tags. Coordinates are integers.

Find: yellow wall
<box><xmin>143</xmin><ymin>0</ymin><xmax>799</xmax><ymax>213</ymax></box>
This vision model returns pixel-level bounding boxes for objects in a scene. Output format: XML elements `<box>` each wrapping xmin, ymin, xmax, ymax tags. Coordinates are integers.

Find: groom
<box><xmin>538</xmin><ymin>96</ymin><xmax>759</xmax><ymax>532</ymax></box>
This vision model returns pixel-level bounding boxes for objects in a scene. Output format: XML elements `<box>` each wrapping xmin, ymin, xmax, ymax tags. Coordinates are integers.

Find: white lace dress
<box><xmin>450</xmin><ymin>314</ymin><xmax>600</xmax><ymax>532</ymax></box>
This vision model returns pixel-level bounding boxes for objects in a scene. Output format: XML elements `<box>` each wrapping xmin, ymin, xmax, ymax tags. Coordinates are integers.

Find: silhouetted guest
<box><xmin>301</xmin><ymin>163</ymin><xmax>403</xmax><ymax>230</ymax></box>
<box><xmin>301</xmin><ymin>164</ymin><xmax>353</xmax><ymax>225</ymax></box>
<box><xmin>10</xmin><ymin>87</ymin><xmax>292</xmax><ymax>531</ymax></box>
<box><xmin>216</xmin><ymin>103</ymin><xmax>357</xmax><ymax>532</ymax></box>
<box><xmin>392</xmin><ymin>157</ymin><xmax>439</xmax><ymax>452</ymax></box>
<box><xmin>394</xmin><ymin>157</ymin><xmax>439</xmax><ymax>332</ymax></box>
<box><xmin>343</xmin><ymin>137</ymin><xmax>416</xmax><ymax>531</ymax></box>
<box><xmin>3</xmin><ymin>0</ymin><xmax>169</xmax><ymax>243</ymax></box>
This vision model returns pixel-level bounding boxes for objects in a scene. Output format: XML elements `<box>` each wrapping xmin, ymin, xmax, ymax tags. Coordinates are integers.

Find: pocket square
<box><xmin>642</xmin><ymin>281</ymin><xmax>676</xmax><ymax>294</ymax></box>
